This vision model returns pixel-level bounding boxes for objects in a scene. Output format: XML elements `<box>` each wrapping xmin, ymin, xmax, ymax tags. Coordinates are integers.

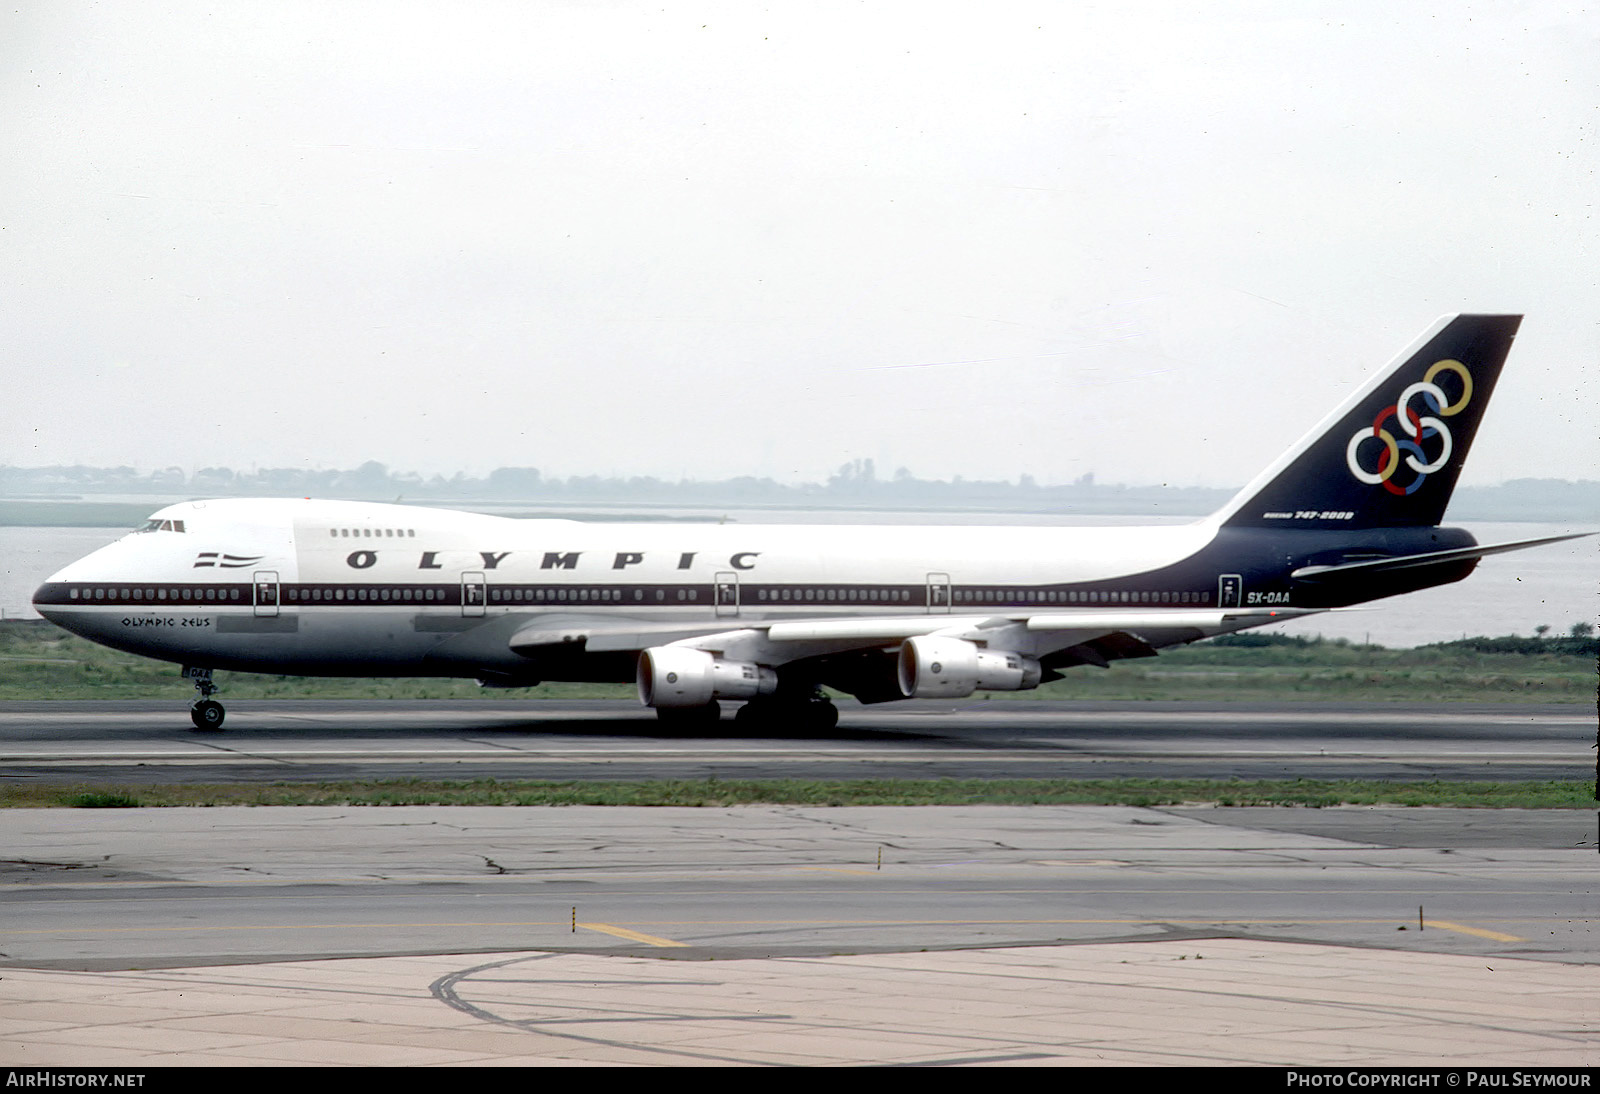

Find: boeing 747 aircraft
<box><xmin>33</xmin><ymin>314</ymin><xmax>1581</xmax><ymax>730</ymax></box>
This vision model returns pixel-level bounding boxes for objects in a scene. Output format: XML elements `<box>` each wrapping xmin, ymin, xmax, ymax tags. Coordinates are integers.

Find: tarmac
<box><xmin>4</xmin><ymin>938</ymin><xmax>1597</xmax><ymax>1066</ymax></box>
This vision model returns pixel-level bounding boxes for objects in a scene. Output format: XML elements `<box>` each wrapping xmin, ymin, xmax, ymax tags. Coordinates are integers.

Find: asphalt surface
<box><xmin>5</xmin><ymin>701</ymin><xmax>1596</xmax><ymax>1065</ymax></box>
<box><xmin>0</xmin><ymin>698</ymin><xmax>1592</xmax><ymax>782</ymax></box>
<box><xmin>5</xmin><ymin>804</ymin><xmax>1597</xmax><ymax>971</ymax></box>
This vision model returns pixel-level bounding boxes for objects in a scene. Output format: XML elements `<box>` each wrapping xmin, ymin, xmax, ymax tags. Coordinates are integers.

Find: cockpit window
<box><xmin>135</xmin><ymin>518</ymin><xmax>186</xmax><ymax>534</ymax></box>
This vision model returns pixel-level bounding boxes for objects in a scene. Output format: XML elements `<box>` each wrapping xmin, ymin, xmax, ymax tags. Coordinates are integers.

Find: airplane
<box><xmin>32</xmin><ymin>313</ymin><xmax>1584</xmax><ymax>732</ymax></box>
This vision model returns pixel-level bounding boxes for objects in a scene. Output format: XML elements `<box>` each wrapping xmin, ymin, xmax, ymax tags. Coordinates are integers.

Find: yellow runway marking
<box><xmin>0</xmin><ymin>917</ymin><xmax>1548</xmax><ymax>941</ymax></box>
<box><xmin>577</xmin><ymin>922</ymin><xmax>689</xmax><ymax>947</ymax></box>
<box><xmin>1425</xmin><ymin>920</ymin><xmax>1526</xmax><ymax>943</ymax></box>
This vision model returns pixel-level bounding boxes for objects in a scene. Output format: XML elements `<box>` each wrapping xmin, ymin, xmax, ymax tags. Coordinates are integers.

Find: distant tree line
<box><xmin>1</xmin><ymin>463</ymin><xmax>1595</xmax><ymax>519</ymax></box>
<box><xmin>0</xmin><ymin>460</ymin><xmax>1234</xmax><ymax>514</ymax></box>
<box><xmin>1209</xmin><ymin>630</ymin><xmax>1599</xmax><ymax>656</ymax></box>
<box><xmin>1436</xmin><ymin>630</ymin><xmax>1598</xmax><ymax>657</ymax></box>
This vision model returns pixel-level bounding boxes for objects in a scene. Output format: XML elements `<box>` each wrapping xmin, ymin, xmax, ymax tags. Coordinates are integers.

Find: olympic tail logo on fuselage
<box><xmin>1345</xmin><ymin>359</ymin><xmax>1473</xmax><ymax>496</ymax></box>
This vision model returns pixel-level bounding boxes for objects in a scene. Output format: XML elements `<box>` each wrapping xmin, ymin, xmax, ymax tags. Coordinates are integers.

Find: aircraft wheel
<box><xmin>790</xmin><ymin>700</ymin><xmax>837</xmax><ymax>733</ymax></box>
<box><xmin>190</xmin><ymin>700</ymin><xmax>226</xmax><ymax>732</ymax></box>
<box><xmin>807</xmin><ymin>701</ymin><xmax>839</xmax><ymax>733</ymax></box>
<box><xmin>737</xmin><ymin>698</ymin><xmax>837</xmax><ymax>734</ymax></box>
<box><xmin>656</xmin><ymin>701</ymin><xmax>720</xmax><ymax>729</ymax></box>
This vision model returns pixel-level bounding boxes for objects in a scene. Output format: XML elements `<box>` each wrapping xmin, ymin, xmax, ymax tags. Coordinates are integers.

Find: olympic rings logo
<box><xmin>1345</xmin><ymin>359</ymin><xmax>1473</xmax><ymax>496</ymax></box>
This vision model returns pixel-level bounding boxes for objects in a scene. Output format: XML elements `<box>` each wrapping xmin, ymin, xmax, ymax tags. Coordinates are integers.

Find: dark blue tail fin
<box><xmin>1215</xmin><ymin>314</ymin><xmax>1521</xmax><ymax>530</ymax></box>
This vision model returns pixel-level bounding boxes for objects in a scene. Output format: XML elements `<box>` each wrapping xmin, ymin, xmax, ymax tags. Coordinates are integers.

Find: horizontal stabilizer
<box><xmin>1290</xmin><ymin>533</ymin><xmax>1592</xmax><ymax>581</ymax></box>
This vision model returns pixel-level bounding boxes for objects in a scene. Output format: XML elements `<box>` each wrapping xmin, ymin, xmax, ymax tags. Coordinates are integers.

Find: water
<box><xmin>2</xmin><ymin>526</ymin><xmax>125</xmax><ymax>622</ymax></box>
<box><xmin>1271</xmin><ymin>523</ymin><xmax>1596</xmax><ymax>647</ymax></box>
<box><xmin>2</xmin><ymin>517</ymin><xmax>1592</xmax><ymax>648</ymax></box>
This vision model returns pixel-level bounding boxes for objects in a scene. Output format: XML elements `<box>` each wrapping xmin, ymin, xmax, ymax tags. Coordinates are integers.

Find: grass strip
<box><xmin>4</xmin><ymin>622</ymin><xmax>1594</xmax><ymax>703</ymax></box>
<box><xmin>0</xmin><ymin>778</ymin><xmax>1591</xmax><ymax>809</ymax></box>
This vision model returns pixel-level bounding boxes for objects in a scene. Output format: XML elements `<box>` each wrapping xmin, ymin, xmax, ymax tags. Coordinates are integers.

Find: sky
<box><xmin>3</xmin><ymin>1</ymin><xmax>1597</xmax><ymax>489</ymax></box>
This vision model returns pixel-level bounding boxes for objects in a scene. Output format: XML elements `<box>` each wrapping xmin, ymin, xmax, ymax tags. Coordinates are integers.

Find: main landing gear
<box><xmin>184</xmin><ymin>666</ymin><xmax>225</xmax><ymax>731</ymax></box>
<box><xmin>654</xmin><ymin>699</ymin><xmax>724</xmax><ymax>730</ymax></box>
<box><xmin>652</xmin><ymin>693</ymin><xmax>841</xmax><ymax>734</ymax></box>
<box><xmin>733</xmin><ymin>694</ymin><xmax>839</xmax><ymax>734</ymax></box>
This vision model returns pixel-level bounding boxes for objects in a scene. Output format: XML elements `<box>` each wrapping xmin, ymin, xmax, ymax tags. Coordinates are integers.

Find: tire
<box><xmin>807</xmin><ymin>701</ymin><xmax>840</xmax><ymax>733</ymax></box>
<box><xmin>656</xmin><ymin>701</ymin><xmax>721</xmax><ymax>729</ymax></box>
<box><xmin>735</xmin><ymin>698</ymin><xmax>838</xmax><ymax>734</ymax></box>
<box><xmin>190</xmin><ymin>700</ymin><xmax>226</xmax><ymax>731</ymax></box>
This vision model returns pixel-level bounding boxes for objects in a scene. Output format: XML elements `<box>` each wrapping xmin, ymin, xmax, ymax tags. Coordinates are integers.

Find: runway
<box><xmin>3</xmin><ymin>700</ymin><xmax>1596</xmax><ymax>1064</ymax></box>
<box><xmin>7</xmin><ymin>941</ymin><xmax>1598</xmax><ymax>1066</ymax></box>
<box><xmin>5</xmin><ymin>803</ymin><xmax>1596</xmax><ymax>967</ymax></box>
<box><xmin>3</xmin><ymin>804</ymin><xmax>1597</xmax><ymax>1065</ymax></box>
<box><xmin>0</xmin><ymin>698</ymin><xmax>1591</xmax><ymax>782</ymax></box>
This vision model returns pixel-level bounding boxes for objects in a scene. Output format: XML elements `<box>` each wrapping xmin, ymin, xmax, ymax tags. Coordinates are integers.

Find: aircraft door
<box><xmin>715</xmin><ymin>571</ymin><xmax>739</xmax><ymax>618</ymax></box>
<box><xmin>253</xmin><ymin>571</ymin><xmax>280</xmax><ymax>618</ymax></box>
<box><xmin>926</xmin><ymin>572</ymin><xmax>952</xmax><ymax>614</ymax></box>
<box><xmin>1218</xmin><ymin>574</ymin><xmax>1242</xmax><ymax>608</ymax></box>
<box><xmin>461</xmin><ymin>571</ymin><xmax>487</xmax><ymax>618</ymax></box>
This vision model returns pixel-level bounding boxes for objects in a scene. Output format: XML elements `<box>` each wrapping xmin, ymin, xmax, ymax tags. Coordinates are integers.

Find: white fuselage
<box><xmin>35</xmin><ymin>498</ymin><xmax>1227</xmax><ymax>675</ymax></box>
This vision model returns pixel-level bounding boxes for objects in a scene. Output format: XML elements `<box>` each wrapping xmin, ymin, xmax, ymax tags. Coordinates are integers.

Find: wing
<box><xmin>484</xmin><ymin>606</ymin><xmax>1325</xmax><ymax>702</ymax></box>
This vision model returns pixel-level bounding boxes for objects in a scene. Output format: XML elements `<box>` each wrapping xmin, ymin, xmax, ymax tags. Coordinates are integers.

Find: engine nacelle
<box><xmin>896</xmin><ymin>636</ymin><xmax>1042</xmax><ymax>698</ymax></box>
<box><xmin>637</xmin><ymin>646</ymin><xmax>779</xmax><ymax>708</ymax></box>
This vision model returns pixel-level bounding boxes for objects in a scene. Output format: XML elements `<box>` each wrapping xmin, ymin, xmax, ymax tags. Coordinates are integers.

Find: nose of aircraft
<box><xmin>30</xmin><ymin>541</ymin><xmax>121</xmax><ymax>633</ymax></box>
<box><xmin>33</xmin><ymin>565</ymin><xmax>74</xmax><ymax>627</ymax></box>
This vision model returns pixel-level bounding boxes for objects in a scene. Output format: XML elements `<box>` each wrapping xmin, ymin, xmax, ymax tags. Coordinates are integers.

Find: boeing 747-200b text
<box><xmin>34</xmin><ymin>314</ymin><xmax>1583</xmax><ymax>731</ymax></box>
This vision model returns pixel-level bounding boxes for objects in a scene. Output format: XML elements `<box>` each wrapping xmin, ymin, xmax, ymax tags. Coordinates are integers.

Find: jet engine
<box><xmin>896</xmin><ymin>636</ymin><xmax>1042</xmax><ymax>698</ymax></box>
<box><xmin>637</xmin><ymin>646</ymin><xmax>779</xmax><ymax>708</ymax></box>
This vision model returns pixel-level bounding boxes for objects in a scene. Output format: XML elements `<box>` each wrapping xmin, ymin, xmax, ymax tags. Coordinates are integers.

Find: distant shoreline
<box><xmin>2</xmin><ymin>481</ymin><xmax>1597</xmax><ymax>527</ymax></box>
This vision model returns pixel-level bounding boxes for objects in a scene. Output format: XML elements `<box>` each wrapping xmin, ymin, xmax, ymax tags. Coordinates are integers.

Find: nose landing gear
<box><xmin>183</xmin><ymin>666</ymin><xmax>225</xmax><ymax>731</ymax></box>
